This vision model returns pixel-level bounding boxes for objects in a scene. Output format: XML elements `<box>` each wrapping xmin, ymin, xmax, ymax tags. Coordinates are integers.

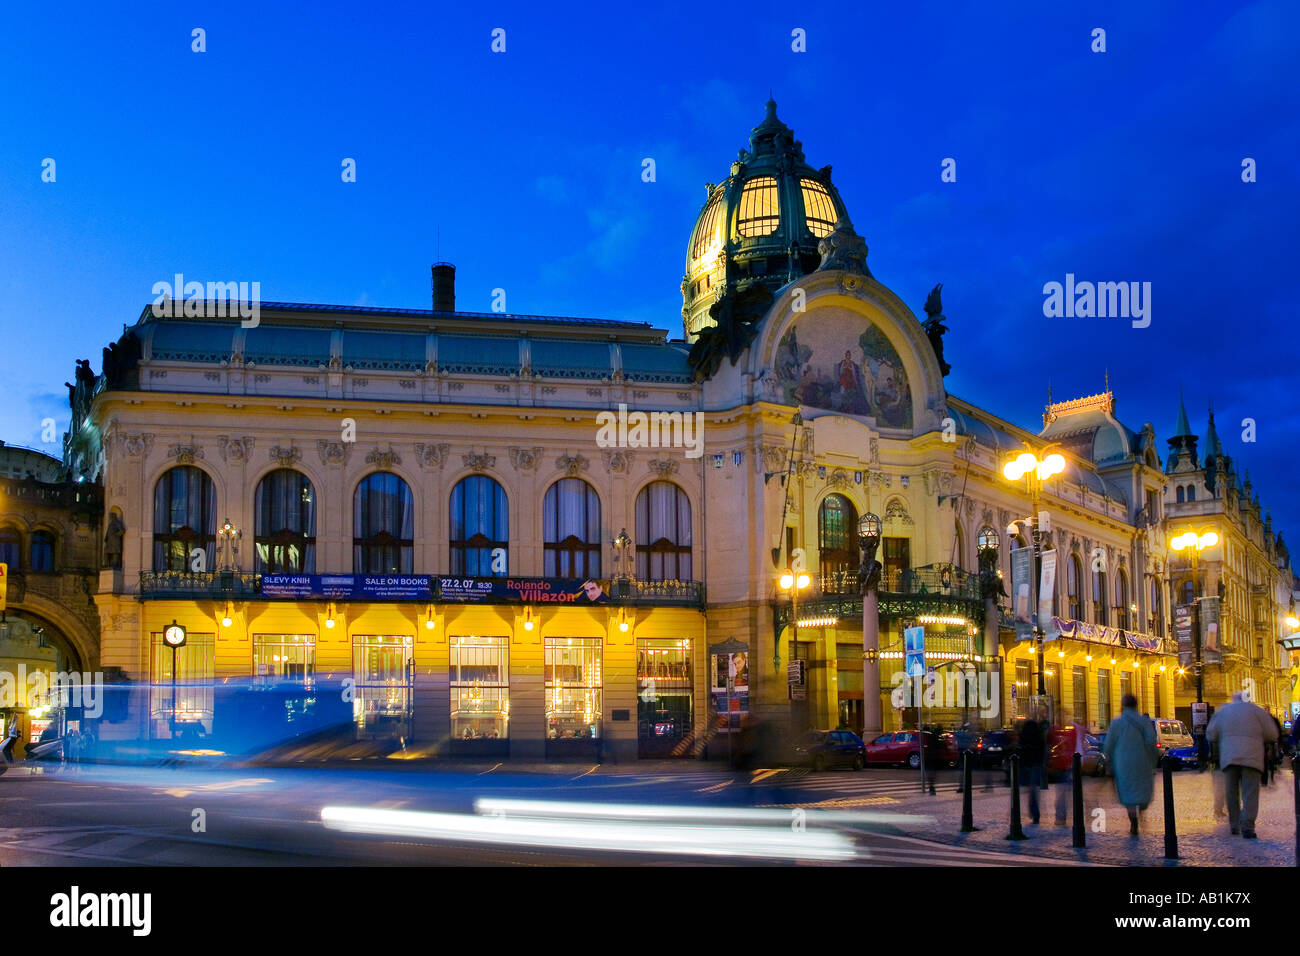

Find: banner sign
<box><xmin>1038</xmin><ymin>550</ymin><xmax>1058</xmax><ymax>639</ymax></box>
<box><xmin>261</xmin><ymin>574</ymin><xmax>433</xmax><ymax>601</ymax></box>
<box><xmin>1051</xmin><ymin>616</ymin><xmax>1162</xmax><ymax>652</ymax></box>
<box><xmin>1198</xmin><ymin>596</ymin><xmax>1220</xmax><ymax>663</ymax></box>
<box><xmin>437</xmin><ymin>577</ymin><xmax>609</xmax><ymax>604</ymax></box>
<box><xmin>1011</xmin><ymin>547</ymin><xmax>1033</xmax><ymax>640</ymax></box>
<box><xmin>1174</xmin><ymin>604</ymin><xmax>1194</xmax><ymax>668</ymax></box>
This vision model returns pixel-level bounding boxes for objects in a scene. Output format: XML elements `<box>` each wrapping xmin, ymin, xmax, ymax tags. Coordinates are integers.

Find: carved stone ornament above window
<box><xmin>414</xmin><ymin>443</ymin><xmax>450</xmax><ymax>469</ymax></box>
<box><xmin>268</xmin><ymin>445</ymin><xmax>302</xmax><ymax>467</ymax></box>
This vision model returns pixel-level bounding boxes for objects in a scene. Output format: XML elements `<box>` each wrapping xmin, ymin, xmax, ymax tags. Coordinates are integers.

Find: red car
<box><xmin>863</xmin><ymin>730</ymin><xmax>956</xmax><ymax>769</ymax></box>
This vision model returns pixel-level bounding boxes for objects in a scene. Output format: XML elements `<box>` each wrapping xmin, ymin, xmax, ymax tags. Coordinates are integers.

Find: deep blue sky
<box><xmin>2</xmin><ymin>2</ymin><xmax>1296</xmax><ymax>542</ymax></box>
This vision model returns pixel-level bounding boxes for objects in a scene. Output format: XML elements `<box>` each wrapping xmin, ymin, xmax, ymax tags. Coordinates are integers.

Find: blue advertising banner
<box><xmin>436</xmin><ymin>577</ymin><xmax>610</xmax><ymax>604</ymax></box>
<box><xmin>260</xmin><ymin>574</ymin><xmax>434</xmax><ymax>601</ymax></box>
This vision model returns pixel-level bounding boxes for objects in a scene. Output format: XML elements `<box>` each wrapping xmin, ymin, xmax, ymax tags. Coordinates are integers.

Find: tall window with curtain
<box><xmin>543</xmin><ymin>478</ymin><xmax>601</xmax><ymax>578</ymax></box>
<box><xmin>1116</xmin><ymin>569</ymin><xmax>1130</xmax><ymax>629</ymax></box>
<box><xmin>635</xmin><ymin>481</ymin><xmax>692</xmax><ymax>581</ymax></box>
<box><xmin>254</xmin><ymin>469</ymin><xmax>316</xmax><ymax>573</ymax></box>
<box><xmin>817</xmin><ymin>493</ymin><xmax>859</xmax><ymax>590</ymax></box>
<box><xmin>353</xmin><ymin>472</ymin><xmax>414</xmax><ymax>573</ymax></box>
<box><xmin>1067</xmin><ymin>555</ymin><xmax>1083</xmax><ymax>619</ymax></box>
<box><xmin>153</xmin><ymin>466</ymin><xmax>216</xmax><ymax>572</ymax></box>
<box><xmin>1148</xmin><ymin>576</ymin><xmax>1163</xmax><ymax>636</ymax></box>
<box><xmin>449</xmin><ymin>475</ymin><xmax>509</xmax><ymax>576</ymax></box>
<box><xmin>30</xmin><ymin>531</ymin><xmax>54</xmax><ymax>572</ymax></box>
<box><xmin>1093</xmin><ymin>569</ymin><xmax>1109</xmax><ymax>625</ymax></box>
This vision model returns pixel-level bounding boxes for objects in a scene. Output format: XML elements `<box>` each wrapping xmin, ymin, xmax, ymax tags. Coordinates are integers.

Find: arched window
<box><xmin>953</xmin><ymin>520</ymin><xmax>965</xmax><ymax>569</ymax></box>
<box><xmin>1176</xmin><ymin>486</ymin><xmax>1185</xmax><ymax>503</ymax></box>
<box><xmin>1067</xmin><ymin>554</ymin><xmax>1083</xmax><ymax>619</ymax></box>
<box><xmin>543</xmin><ymin>478</ymin><xmax>601</xmax><ymax>578</ymax></box>
<box><xmin>1187</xmin><ymin>485</ymin><xmax>1196</xmax><ymax>502</ymax></box>
<box><xmin>1179</xmin><ymin>579</ymin><xmax>1196</xmax><ymax>606</ymax></box>
<box><xmin>800</xmin><ymin>178</ymin><xmax>837</xmax><ymax>237</ymax></box>
<box><xmin>30</xmin><ymin>531</ymin><xmax>54</xmax><ymax>572</ymax></box>
<box><xmin>255</xmin><ymin>469</ymin><xmax>316</xmax><ymax>573</ymax></box>
<box><xmin>450</xmin><ymin>475</ymin><xmax>508</xmax><ymax>576</ymax></box>
<box><xmin>353</xmin><ymin>472</ymin><xmax>414</xmax><ymax>574</ymax></box>
<box><xmin>1093</xmin><ymin>569</ymin><xmax>1109</xmax><ymax>625</ymax></box>
<box><xmin>1116</xmin><ymin>569</ymin><xmax>1130</xmax><ymax>629</ymax></box>
<box><xmin>153</xmin><ymin>466</ymin><xmax>216</xmax><ymax>572</ymax></box>
<box><xmin>635</xmin><ymin>481</ymin><xmax>692</xmax><ymax>581</ymax></box>
<box><xmin>818</xmin><ymin>494</ymin><xmax>859</xmax><ymax>588</ymax></box>
<box><xmin>0</xmin><ymin>528</ymin><xmax>21</xmax><ymax>569</ymax></box>
<box><xmin>736</xmin><ymin>176</ymin><xmax>780</xmax><ymax>237</ymax></box>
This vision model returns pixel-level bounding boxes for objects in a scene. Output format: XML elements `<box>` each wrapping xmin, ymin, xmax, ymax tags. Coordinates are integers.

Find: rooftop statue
<box><xmin>922</xmin><ymin>283</ymin><xmax>952</xmax><ymax>377</ymax></box>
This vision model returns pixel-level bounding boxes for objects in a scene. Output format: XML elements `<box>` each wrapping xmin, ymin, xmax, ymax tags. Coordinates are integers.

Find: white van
<box><xmin>1151</xmin><ymin>717</ymin><xmax>1194</xmax><ymax>753</ymax></box>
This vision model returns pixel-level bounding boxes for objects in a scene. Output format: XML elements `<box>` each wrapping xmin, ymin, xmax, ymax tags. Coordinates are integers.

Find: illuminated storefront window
<box><xmin>450</xmin><ymin>635</ymin><xmax>509</xmax><ymax>743</ymax></box>
<box><xmin>637</xmin><ymin>639</ymin><xmax>692</xmax><ymax>756</ymax></box>
<box><xmin>735</xmin><ymin>176</ymin><xmax>780</xmax><ymax>237</ymax></box>
<box><xmin>352</xmin><ymin>634</ymin><xmax>413</xmax><ymax>736</ymax></box>
<box><xmin>254</xmin><ymin>633</ymin><xmax>315</xmax><ymax>682</ymax></box>
<box><xmin>545</xmin><ymin>638</ymin><xmax>602</xmax><ymax>741</ymax></box>
<box><xmin>150</xmin><ymin>631</ymin><xmax>215</xmax><ymax>737</ymax></box>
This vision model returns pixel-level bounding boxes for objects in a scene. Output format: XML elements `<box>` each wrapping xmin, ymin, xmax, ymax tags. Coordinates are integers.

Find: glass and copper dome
<box><xmin>682</xmin><ymin>99</ymin><xmax>851</xmax><ymax>340</ymax></box>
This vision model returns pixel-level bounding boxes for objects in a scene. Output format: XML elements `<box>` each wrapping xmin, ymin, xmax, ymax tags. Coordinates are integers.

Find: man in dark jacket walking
<box><xmin>1018</xmin><ymin>709</ymin><xmax>1047</xmax><ymax>825</ymax></box>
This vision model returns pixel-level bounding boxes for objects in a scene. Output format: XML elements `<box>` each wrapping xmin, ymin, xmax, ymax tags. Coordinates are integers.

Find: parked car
<box><xmin>973</xmin><ymin>727</ymin><xmax>1018</xmax><ymax>768</ymax></box>
<box><xmin>794</xmin><ymin>730</ymin><xmax>866</xmax><ymax>771</ymax></box>
<box><xmin>1163</xmin><ymin>744</ymin><xmax>1200</xmax><ymax>769</ymax></box>
<box><xmin>863</xmin><ymin>730</ymin><xmax>951</xmax><ymax>769</ymax></box>
<box><xmin>1081</xmin><ymin>733</ymin><xmax>1108</xmax><ymax>776</ymax></box>
<box><xmin>1151</xmin><ymin>718</ymin><xmax>1194</xmax><ymax>763</ymax></box>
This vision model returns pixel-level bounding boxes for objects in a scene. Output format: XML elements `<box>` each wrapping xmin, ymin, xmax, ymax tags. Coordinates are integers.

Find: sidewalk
<box><xmin>874</xmin><ymin>767</ymin><xmax>1299</xmax><ymax>866</ymax></box>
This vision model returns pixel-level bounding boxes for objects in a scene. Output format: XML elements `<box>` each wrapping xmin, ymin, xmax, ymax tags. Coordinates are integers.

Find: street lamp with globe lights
<box><xmin>1169</xmin><ymin>529</ymin><xmax>1219</xmax><ymax>709</ymax></box>
<box><xmin>1000</xmin><ymin>447</ymin><xmax>1066</xmax><ymax>700</ymax></box>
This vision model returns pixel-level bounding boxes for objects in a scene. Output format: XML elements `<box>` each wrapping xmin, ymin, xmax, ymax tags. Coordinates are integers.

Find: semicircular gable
<box><xmin>751</xmin><ymin>273</ymin><xmax>947</xmax><ymax>436</ymax></box>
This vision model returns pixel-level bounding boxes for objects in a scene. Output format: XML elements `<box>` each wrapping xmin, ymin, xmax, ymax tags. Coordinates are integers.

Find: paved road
<box><xmin>0</xmin><ymin>762</ymin><xmax>1080</xmax><ymax>867</ymax></box>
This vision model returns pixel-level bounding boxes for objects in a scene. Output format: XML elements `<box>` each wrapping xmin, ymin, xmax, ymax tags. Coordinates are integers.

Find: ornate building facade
<box><xmin>63</xmin><ymin>102</ymin><xmax>1296</xmax><ymax>760</ymax></box>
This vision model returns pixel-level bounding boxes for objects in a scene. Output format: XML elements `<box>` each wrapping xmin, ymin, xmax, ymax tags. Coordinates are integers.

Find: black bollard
<box><xmin>1292</xmin><ymin>754</ymin><xmax>1298</xmax><ymax>868</ymax></box>
<box><xmin>1006</xmin><ymin>753</ymin><xmax>1026</xmax><ymax>840</ymax></box>
<box><xmin>929</xmin><ymin>760</ymin><xmax>937</xmax><ymax>796</ymax></box>
<box><xmin>1162</xmin><ymin>756</ymin><xmax>1178</xmax><ymax>860</ymax></box>
<box><xmin>1072</xmin><ymin>752</ymin><xmax>1086</xmax><ymax>849</ymax></box>
<box><xmin>961</xmin><ymin>751</ymin><xmax>978</xmax><ymax>832</ymax></box>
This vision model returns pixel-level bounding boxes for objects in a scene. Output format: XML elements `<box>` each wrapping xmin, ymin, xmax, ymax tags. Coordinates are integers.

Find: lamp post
<box><xmin>1001</xmin><ymin>448</ymin><xmax>1066</xmax><ymax>702</ymax></box>
<box><xmin>858</xmin><ymin>512</ymin><xmax>883</xmax><ymax>738</ymax></box>
<box><xmin>778</xmin><ymin>566</ymin><xmax>811</xmax><ymax>735</ymax></box>
<box><xmin>1170</xmin><ymin>530</ymin><xmax>1219</xmax><ymax>710</ymax></box>
<box><xmin>162</xmin><ymin>621</ymin><xmax>186</xmax><ymax>740</ymax></box>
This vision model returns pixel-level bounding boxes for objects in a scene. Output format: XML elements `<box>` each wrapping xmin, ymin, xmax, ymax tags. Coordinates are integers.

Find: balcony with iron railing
<box><xmin>776</xmin><ymin>564</ymin><xmax>985</xmax><ymax>630</ymax></box>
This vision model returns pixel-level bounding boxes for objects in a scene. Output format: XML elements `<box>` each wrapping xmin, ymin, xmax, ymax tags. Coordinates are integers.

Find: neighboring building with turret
<box><xmin>1163</xmin><ymin>396</ymin><xmax>1292</xmax><ymax>721</ymax></box>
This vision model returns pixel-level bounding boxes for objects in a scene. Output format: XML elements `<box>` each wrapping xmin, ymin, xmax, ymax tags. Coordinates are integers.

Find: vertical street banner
<box><xmin>1198</xmin><ymin>596</ymin><xmax>1221</xmax><ymax>663</ymax></box>
<box><xmin>1011</xmin><ymin>546</ymin><xmax>1033</xmax><ymax>641</ymax></box>
<box><xmin>1038</xmin><ymin>549</ymin><xmax>1057</xmax><ymax>639</ymax></box>
<box><xmin>1174</xmin><ymin>604</ymin><xmax>1194</xmax><ymax>668</ymax></box>
<box><xmin>0</xmin><ymin>562</ymin><xmax>6</xmax><ymax>612</ymax></box>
